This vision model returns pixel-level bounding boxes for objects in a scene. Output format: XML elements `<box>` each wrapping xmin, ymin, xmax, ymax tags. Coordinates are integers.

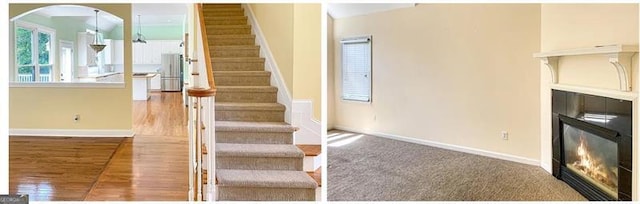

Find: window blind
<box><xmin>341</xmin><ymin>36</ymin><xmax>371</xmax><ymax>102</ymax></box>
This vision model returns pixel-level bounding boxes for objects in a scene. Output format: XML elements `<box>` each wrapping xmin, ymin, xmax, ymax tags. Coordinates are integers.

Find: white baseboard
<box><xmin>9</xmin><ymin>128</ymin><xmax>134</xmax><ymax>137</ymax></box>
<box><xmin>540</xmin><ymin>162</ymin><xmax>552</xmax><ymax>174</ymax></box>
<box><xmin>243</xmin><ymin>4</ymin><xmax>293</xmax><ymax>124</ymax></box>
<box><xmin>292</xmin><ymin>100</ymin><xmax>321</xmax><ymax>145</ymax></box>
<box><xmin>334</xmin><ymin>125</ymin><xmax>540</xmax><ymax>166</ymax></box>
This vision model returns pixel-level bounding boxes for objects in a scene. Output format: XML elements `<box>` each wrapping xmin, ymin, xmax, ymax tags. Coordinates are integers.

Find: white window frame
<box><xmin>341</xmin><ymin>35</ymin><xmax>372</xmax><ymax>102</ymax></box>
<box><xmin>14</xmin><ymin>20</ymin><xmax>56</xmax><ymax>82</ymax></box>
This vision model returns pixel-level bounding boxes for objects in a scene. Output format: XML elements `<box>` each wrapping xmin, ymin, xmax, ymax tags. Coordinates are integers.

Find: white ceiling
<box><xmin>132</xmin><ymin>4</ymin><xmax>188</xmax><ymax>26</ymax></box>
<box><xmin>327</xmin><ymin>3</ymin><xmax>416</xmax><ymax>19</ymax></box>
<box><xmin>23</xmin><ymin>4</ymin><xmax>188</xmax><ymax>32</ymax></box>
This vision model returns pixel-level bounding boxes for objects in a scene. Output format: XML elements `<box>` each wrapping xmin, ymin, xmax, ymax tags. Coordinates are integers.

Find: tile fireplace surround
<box><xmin>537</xmin><ymin>44</ymin><xmax>638</xmax><ymax>201</ymax></box>
<box><xmin>551</xmin><ymin>90</ymin><xmax>632</xmax><ymax>200</ymax></box>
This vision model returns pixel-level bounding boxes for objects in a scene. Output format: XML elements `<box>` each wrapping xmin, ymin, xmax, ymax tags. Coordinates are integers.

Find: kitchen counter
<box><xmin>132</xmin><ymin>73</ymin><xmax>158</xmax><ymax>78</ymax></box>
<box><xmin>132</xmin><ymin>73</ymin><xmax>157</xmax><ymax>101</ymax></box>
<box><xmin>77</xmin><ymin>72</ymin><xmax>124</xmax><ymax>82</ymax></box>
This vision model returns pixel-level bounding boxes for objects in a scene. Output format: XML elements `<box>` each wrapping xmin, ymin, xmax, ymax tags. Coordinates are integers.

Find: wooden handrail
<box><xmin>196</xmin><ymin>3</ymin><xmax>216</xmax><ymax>92</ymax></box>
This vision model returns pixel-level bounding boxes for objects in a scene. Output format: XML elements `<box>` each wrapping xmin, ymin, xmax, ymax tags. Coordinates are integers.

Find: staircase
<box><xmin>201</xmin><ymin>3</ymin><xmax>317</xmax><ymax>201</ymax></box>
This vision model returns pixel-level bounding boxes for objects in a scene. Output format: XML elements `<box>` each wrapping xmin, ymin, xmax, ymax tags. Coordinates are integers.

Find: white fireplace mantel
<box><xmin>534</xmin><ymin>44</ymin><xmax>638</xmax><ymax>92</ymax></box>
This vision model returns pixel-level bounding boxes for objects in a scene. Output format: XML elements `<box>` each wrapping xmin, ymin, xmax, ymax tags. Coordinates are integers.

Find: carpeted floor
<box><xmin>327</xmin><ymin>130</ymin><xmax>587</xmax><ymax>201</ymax></box>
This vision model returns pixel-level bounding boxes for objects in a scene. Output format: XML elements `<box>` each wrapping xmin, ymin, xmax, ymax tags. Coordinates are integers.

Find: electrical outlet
<box><xmin>501</xmin><ymin>131</ymin><xmax>508</xmax><ymax>140</ymax></box>
<box><xmin>74</xmin><ymin>114</ymin><xmax>80</xmax><ymax>122</ymax></box>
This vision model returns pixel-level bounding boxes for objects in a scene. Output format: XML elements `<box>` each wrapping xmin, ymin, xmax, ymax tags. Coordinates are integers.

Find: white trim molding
<box><xmin>292</xmin><ymin>100</ymin><xmax>321</xmax><ymax>145</ymax></box>
<box><xmin>534</xmin><ymin>44</ymin><xmax>638</xmax><ymax>92</ymax></box>
<box><xmin>334</xmin><ymin>126</ymin><xmax>540</xmax><ymax>166</ymax></box>
<box><xmin>243</xmin><ymin>4</ymin><xmax>293</xmax><ymax>123</ymax></box>
<box><xmin>9</xmin><ymin>128</ymin><xmax>134</xmax><ymax>137</ymax></box>
<box><xmin>9</xmin><ymin>82</ymin><xmax>125</xmax><ymax>88</ymax></box>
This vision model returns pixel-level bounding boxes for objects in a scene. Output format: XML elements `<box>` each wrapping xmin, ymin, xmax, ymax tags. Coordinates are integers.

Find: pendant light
<box><xmin>133</xmin><ymin>15</ymin><xmax>147</xmax><ymax>43</ymax></box>
<box><xmin>89</xmin><ymin>9</ymin><xmax>107</xmax><ymax>53</ymax></box>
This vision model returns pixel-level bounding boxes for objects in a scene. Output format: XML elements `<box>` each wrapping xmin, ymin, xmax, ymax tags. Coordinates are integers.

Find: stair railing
<box><xmin>187</xmin><ymin>3</ymin><xmax>216</xmax><ymax>201</ymax></box>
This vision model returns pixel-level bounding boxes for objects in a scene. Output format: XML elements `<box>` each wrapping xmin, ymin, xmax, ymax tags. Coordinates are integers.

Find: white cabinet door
<box><xmin>161</xmin><ymin>40</ymin><xmax>181</xmax><ymax>54</ymax></box>
<box><xmin>103</xmin><ymin>39</ymin><xmax>112</xmax><ymax>64</ymax></box>
<box><xmin>113</xmin><ymin>40</ymin><xmax>124</xmax><ymax>64</ymax></box>
<box><xmin>133</xmin><ymin>43</ymin><xmax>145</xmax><ymax>64</ymax></box>
<box><xmin>77</xmin><ymin>32</ymin><xmax>97</xmax><ymax>67</ymax></box>
<box><xmin>150</xmin><ymin>74</ymin><xmax>161</xmax><ymax>90</ymax></box>
<box><xmin>144</xmin><ymin>41</ymin><xmax>162</xmax><ymax>64</ymax></box>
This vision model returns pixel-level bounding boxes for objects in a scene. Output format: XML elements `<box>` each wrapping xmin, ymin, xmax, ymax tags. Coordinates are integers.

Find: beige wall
<box><xmin>292</xmin><ymin>4</ymin><xmax>321</xmax><ymax>120</ymax></box>
<box><xmin>541</xmin><ymin>4</ymin><xmax>639</xmax><ymax>90</ymax></box>
<box><xmin>250</xmin><ymin>3</ymin><xmax>321</xmax><ymax>120</ymax></box>
<box><xmin>250</xmin><ymin>4</ymin><xmax>294</xmax><ymax>93</ymax></box>
<box><xmin>9</xmin><ymin>4</ymin><xmax>133</xmax><ymax>130</ymax></box>
<box><xmin>327</xmin><ymin>14</ymin><xmax>335</xmax><ymax>129</ymax></box>
<box><xmin>331</xmin><ymin>4</ymin><xmax>542</xmax><ymax>159</ymax></box>
<box><xmin>539</xmin><ymin>4</ymin><xmax>639</xmax><ymax>199</ymax></box>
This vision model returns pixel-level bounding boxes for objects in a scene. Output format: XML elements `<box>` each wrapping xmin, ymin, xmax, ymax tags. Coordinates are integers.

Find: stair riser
<box><xmin>207</xmin><ymin>28</ymin><xmax>251</xmax><ymax>35</ymax></box>
<box><xmin>217</xmin><ymin>156</ymin><xmax>302</xmax><ymax>171</ymax></box>
<box><xmin>214</xmin><ymin>75</ymin><xmax>270</xmax><ymax>86</ymax></box>
<box><xmin>203</xmin><ymin>8</ymin><xmax>244</xmax><ymax>13</ymax></box>
<box><xmin>205</xmin><ymin>19</ymin><xmax>247</xmax><ymax>25</ymax></box>
<box><xmin>209</xmin><ymin>38</ymin><xmax>255</xmax><ymax>46</ymax></box>
<box><xmin>217</xmin><ymin>131</ymin><xmax>293</xmax><ymax>144</ymax></box>
<box><xmin>203</xmin><ymin>4</ymin><xmax>241</xmax><ymax>8</ymax></box>
<box><xmin>211</xmin><ymin>49</ymin><xmax>259</xmax><ymax>57</ymax></box>
<box><xmin>218</xmin><ymin>187</ymin><xmax>315</xmax><ymax>201</ymax></box>
<box><xmin>216</xmin><ymin>91</ymin><xmax>277</xmax><ymax>103</ymax></box>
<box><xmin>203</xmin><ymin>11</ymin><xmax>245</xmax><ymax>17</ymax></box>
<box><xmin>212</xmin><ymin>62</ymin><xmax>264</xmax><ymax>71</ymax></box>
<box><xmin>216</xmin><ymin>110</ymin><xmax>284</xmax><ymax>122</ymax></box>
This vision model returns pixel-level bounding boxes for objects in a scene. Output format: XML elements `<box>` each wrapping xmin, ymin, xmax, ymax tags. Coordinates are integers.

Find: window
<box><xmin>15</xmin><ymin>21</ymin><xmax>55</xmax><ymax>82</ymax></box>
<box><xmin>341</xmin><ymin>36</ymin><xmax>372</xmax><ymax>102</ymax></box>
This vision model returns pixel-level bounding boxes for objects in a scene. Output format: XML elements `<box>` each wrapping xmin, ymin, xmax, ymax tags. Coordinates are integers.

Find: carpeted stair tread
<box><xmin>217</xmin><ymin>143</ymin><xmax>304</xmax><ymax>158</ymax></box>
<box><xmin>217</xmin><ymin>169</ymin><xmax>317</xmax><ymax>189</ymax></box>
<box><xmin>211</xmin><ymin>57</ymin><xmax>264</xmax><ymax>63</ymax></box>
<box><xmin>216</xmin><ymin>121</ymin><xmax>298</xmax><ymax>133</ymax></box>
<box><xmin>215</xmin><ymin>102</ymin><xmax>285</xmax><ymax>111</ymax></box>
<box><xmin>211</xmin><ymin>45</ymin><xmax>259</xmax><ymax>49</ymax></box>
<box><xmin>204</xmin><ymin>16</ymin><xmax>247</xmax><ymax>20</ymax></box>
<box><xmin>208</xmin><ymin>34</ymin><xmax>255</xmax><ymax>39</ymax></box>
<box><xmin>216</xmin><ymin>86</ymin><xmax>276</xmax><ymax>92</ymax></box>
<box><xmin>214</xmin><ymin>71</ymin><xmax>270</xmax><ymax>76</ymax></box>
<box><xmin>206</xmin><ymin>25</ymin><xmax>251</xmax><ymax>29</ymax></box>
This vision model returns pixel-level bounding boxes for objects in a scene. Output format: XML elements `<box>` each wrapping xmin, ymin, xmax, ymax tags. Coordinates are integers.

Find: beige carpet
<box><xmin>327</xmin><ymin>130</ymin><xmax>586</xmax><ymax>201</ymax></box>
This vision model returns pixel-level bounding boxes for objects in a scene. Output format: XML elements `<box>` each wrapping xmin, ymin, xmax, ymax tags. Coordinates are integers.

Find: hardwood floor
<box><xmin>10</xmin><ymin>92</ymin><xmax>190</xmax><ymax>201</ymax></box>
<box><xmin>85</xmin><ymin>92</ymin><xmax>189</xmax><ymax>201</ymax></box>
<box><xmin>9</xmin><ymin>137</ymin><xmax>123</xmax><ymax>201</ymax></box>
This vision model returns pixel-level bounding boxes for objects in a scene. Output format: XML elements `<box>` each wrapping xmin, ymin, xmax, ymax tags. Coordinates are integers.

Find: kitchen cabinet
<box><xmin>161</xmin><ymin>40</ymin><xmax>182</xmax><ymax>54</ymax></box>
<box><xmin>133</xmin><ymin>43</ymin><xmax>145</xmax><ymax>64</ymax></box>
<box><xmin>77</xmin><ymin>32</ymin><xmax>97</xmax><ymax>67</ymax></box>
<box><xmin>112</xmin><ymin>40</ymin><xmax>124</xmax><ymax>64</ymax></box>
<box><xmin>150</xmin><ymin>74</ymin><xmax>161</xmax><ymax>90</ymax></box>
<box><xmin>133</xmin><ymin>40</ymin><xmax>182</xmax><ymax>65</ymax></box>
<box><xmin>133</xmin><ymin>73</ymin><xmax>157</xmax><ymax>100</ymax></box>
<box><xmin>103</xmin><ymin>39</ymin><xmax>124</xmax><ymax>65</ymax></box>
<box><xmin>143</xmin><ymin>41</ymin><xmax>162</xmax><ymax>64</ymax></box>
<box><xmin>103</xmin><ymin>39</ymin><xmax>112</xmax><ymax>64</ymax></box>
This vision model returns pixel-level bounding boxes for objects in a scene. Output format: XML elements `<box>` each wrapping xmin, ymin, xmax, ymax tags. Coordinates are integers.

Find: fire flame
<box><xmin>570</xmin><ymin>134</ymin><xmax>617</xmax><ymax>191</ymax></box>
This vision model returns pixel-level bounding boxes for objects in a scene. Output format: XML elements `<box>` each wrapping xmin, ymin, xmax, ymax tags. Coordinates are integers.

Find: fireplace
<box><xmin>552</xmin><ymin>90</ymin><xmax>632</xmax><ymax>201</ymax></box>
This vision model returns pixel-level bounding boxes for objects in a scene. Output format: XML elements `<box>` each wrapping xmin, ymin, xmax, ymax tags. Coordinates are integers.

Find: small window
<box><xmin>341</xmin><ymin>36</ymin><xmax>372</xmax><ymax>102</ymax></box>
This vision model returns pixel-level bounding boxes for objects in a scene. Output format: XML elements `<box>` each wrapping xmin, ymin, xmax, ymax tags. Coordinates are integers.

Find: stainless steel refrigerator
<box><xmin>161</xmin><ymin>54</ymin><xmax>183</xmax><ymax>92</ymax></box>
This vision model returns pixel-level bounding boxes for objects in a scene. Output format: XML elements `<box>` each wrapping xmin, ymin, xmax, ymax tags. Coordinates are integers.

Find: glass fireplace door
<box><xmin>563</xmin><ymin>124</ymin><xmax>618</xmax><ymax>199</ymax></box>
